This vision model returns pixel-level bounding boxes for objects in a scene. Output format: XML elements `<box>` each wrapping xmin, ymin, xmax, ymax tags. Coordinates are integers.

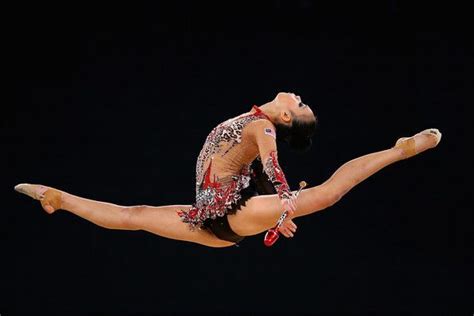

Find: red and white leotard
<box><xmin>178</xmin><ymin>105</ymin><xmax>291</xmax><ymax>230</ymax></box>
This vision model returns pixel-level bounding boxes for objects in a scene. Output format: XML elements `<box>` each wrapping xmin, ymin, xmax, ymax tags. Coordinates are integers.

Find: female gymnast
<box><xmin>15</xmin><ymin>92</ymin><xmax>442</xmax><ymax>248</ymax></box>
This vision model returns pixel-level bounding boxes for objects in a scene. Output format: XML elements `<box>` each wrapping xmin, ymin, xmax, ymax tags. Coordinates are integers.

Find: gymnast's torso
<box><xmin>177</xmin><ymin>105</ymin><xmax>273</xmax><ymax>229</ymax></box>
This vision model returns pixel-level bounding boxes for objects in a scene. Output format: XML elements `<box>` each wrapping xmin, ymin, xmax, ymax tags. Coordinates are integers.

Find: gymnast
<box><xmin>15</xmin><ymin>92</ymin><xmax>442</xmax><ymax>248</ymax></box>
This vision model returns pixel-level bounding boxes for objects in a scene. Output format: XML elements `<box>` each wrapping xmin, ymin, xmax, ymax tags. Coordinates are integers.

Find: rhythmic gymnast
<box><xmin>15</xmin><ymin>92</ymin><xmax>442</xmax><ymax>248</ymax></box>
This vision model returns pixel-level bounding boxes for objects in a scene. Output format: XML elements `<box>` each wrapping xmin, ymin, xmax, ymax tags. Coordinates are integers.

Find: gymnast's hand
<box><xmin>280</xmin><ymin>193</ymin><xmax>297</xmax><ymax>215</ymax></box>
<box><xmin>278</xmin><ymin>218</ymin><xmax>297</xmax><ymax>238</ymax></box>
<box><xmin>279</xmin><ymin>194</ymin><xmax>298</xmax><ymax>237</ymax></box>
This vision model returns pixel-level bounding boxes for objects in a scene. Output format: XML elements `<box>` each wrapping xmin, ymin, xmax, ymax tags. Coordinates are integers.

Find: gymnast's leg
<box><xmin>14</xmin><ymin>185</ymin><xmax>234</xmax><ymax>248</ymax></box>
<box><xmin>229</xmin><ymin>128</ymin><xmax>442</xmax><ymax>236</ymax></box>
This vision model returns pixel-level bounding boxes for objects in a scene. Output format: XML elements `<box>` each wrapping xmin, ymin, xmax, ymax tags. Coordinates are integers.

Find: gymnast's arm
<box><xmin>249</xmin><ymin>120</ymin><xmax>295</xmax><ymax>211</ymax></box>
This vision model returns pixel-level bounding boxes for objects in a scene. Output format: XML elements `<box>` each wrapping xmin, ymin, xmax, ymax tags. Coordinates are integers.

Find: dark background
<box><xmin>5</xmin><ymin>1</ymin><xmax>473</xmax><ymax>315</ymax></box>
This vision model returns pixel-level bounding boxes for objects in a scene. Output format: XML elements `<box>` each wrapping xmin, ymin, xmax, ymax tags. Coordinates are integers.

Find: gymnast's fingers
<box><xmin>289</xmin><ymin>220</ymin><xmax>297</xmax><ymax>232</ymax></box>
<box><xmin>279</xmin><ymin>226</ymin><xmax>294</xmax><ymax>238</ymax></box>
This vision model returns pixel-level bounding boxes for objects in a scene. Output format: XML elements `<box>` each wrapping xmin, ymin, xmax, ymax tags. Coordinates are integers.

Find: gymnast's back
<box><xmin>194</xmin><ymin>105</ymin><xmax>272</xmax><ymax>193</ymax></box>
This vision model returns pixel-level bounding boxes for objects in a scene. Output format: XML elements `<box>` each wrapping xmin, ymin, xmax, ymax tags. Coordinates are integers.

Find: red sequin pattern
<box><xmin>263</xmin><ymin>150</ymin><xmax>291</xmax><ymax>200</ymax></box>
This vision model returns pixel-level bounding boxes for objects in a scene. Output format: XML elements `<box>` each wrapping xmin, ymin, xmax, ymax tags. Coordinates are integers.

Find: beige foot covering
<box><xmin>14</xmin><ymin>184</ymin><xmax>62</xmax><ymax>213</ymax></box>
<box><xmin>394</xmin><ymin>128</ymin><xmax>442</xmax><ymax>159</ymax></box>
<box><xmin>395</xmin><ymin>137</ymin><xmax>417</xmax><ymax>158</ymax></box>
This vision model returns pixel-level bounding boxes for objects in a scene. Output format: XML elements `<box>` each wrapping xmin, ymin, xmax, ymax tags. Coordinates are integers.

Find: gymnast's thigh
<box><xmin>227</xmin><ymin>194</ymin><xmax>283</xmax><ymax>236</ymax></box>
<box><xmin>227</xmin><ymin>186</ymin><xmax>334</xmax><ymax>236</ymax></box>
<box><xmin>135</xmin><ymin>204</ymin><xmax>235</xmax><ymax>248</ymax></box>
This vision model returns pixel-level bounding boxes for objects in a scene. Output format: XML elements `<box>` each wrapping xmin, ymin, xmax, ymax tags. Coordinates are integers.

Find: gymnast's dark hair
<box><xmin>276</xmin><ymin>113</ymin><xmax>317</xmax><ymax>153</ymax></box>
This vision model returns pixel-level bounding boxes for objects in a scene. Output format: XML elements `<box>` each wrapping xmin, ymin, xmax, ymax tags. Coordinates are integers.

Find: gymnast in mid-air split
<box><xmin>15</xmin><ymin>92</ymin><xmax>442</xmax><ymax>248</ymax></box>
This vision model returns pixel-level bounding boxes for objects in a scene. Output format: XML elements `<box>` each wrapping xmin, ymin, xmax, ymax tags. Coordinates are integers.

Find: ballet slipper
<box><xmin>394</xmin><ymin>128</ymin><xmax>442</xmax><ymax>159</ymax></box>
<box><xmin>14</xmin><ymin>183</ymin><xmax>62</xmax><ymax>214</ymax></box>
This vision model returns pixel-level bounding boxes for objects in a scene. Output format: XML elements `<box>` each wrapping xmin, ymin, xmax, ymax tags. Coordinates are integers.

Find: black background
<box><xmin>5</xmin><ymin>1</ymin><xmax>473</xmax><ymax>315</ymax></box>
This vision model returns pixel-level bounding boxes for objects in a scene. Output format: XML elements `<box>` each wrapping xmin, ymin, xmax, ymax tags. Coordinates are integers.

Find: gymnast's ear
<box><xmin>280</xmin><ymin>110</ymin><xmax>292</xmax><ymax>123</ymax></box>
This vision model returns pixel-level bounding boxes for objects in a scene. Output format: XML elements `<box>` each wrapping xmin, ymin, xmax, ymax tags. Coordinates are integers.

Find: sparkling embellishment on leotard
<box><xmin>177</xmin><ymin>106</ymin><xmax>271</xmax><ymax>229</ymax></box>
<box><xmin>263</xmin><ymin>150</ymin><xmax>291</xmax><ymax>200</ymax></box>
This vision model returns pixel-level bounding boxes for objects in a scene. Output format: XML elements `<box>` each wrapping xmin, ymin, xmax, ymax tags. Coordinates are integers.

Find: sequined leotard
<box><xmin>178</xmin><ymin>105</ymin><xmax>291</xmax><ymax>230</ymax></box>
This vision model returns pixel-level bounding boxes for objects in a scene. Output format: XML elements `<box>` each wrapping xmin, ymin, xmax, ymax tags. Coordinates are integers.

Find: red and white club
<box><xmin>264</xmin><ymin>181</ymin><xmax>307</xmax><ymax>247</ymax></box>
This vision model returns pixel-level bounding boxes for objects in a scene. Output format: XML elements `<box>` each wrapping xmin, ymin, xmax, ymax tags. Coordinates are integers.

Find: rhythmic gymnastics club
<box><xmin>264</xmin><ymin>181</ymin><xmax>307</xmax><ymax>247</ymax></box>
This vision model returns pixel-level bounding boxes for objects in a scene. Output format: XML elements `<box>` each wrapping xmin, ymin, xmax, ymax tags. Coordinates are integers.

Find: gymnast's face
<box><xmin>274</xmin><ymin>92</ymin><xmax>318</xmax><ymax>152</ymax></box>
<box><xmin>275</xmin><ymin>92</ymin><xmax>315</xmax><ymax>119</ymax></box>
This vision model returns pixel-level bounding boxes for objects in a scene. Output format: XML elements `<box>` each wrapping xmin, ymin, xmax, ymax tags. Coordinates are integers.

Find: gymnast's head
<box><xmin>270</xmin><ymin>92</ymin><xmax>318</xmax><ymax>153</ymax></box>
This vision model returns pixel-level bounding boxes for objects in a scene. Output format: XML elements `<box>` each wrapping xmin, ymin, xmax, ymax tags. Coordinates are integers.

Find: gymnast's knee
<box><xmin>120</xmin><ymin>205</ymin><xmax>148</xmax><ymax>230</ymax></box>
<box><xmin>320</xmin><ymin>191</ymin><xmax>343</xmax><ymax>209</ymax></box>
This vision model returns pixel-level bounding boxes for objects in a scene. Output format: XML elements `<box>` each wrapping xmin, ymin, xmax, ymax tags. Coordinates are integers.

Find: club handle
<box><xmin>263</xmin><ymin>181</ymin><xmax>307</xmax><ymax>247</ymax></box>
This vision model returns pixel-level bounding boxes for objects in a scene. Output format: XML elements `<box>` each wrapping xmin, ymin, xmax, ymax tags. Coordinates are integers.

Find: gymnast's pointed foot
<box><xmin>394</xmin><ymin>128</ymin><xmax>442</xmax><ymax>159</ymax></box>
<box><xmin>14</xmin><ymin>183</ymin><xmax>62</xmax><ymax>214</ymax></box>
